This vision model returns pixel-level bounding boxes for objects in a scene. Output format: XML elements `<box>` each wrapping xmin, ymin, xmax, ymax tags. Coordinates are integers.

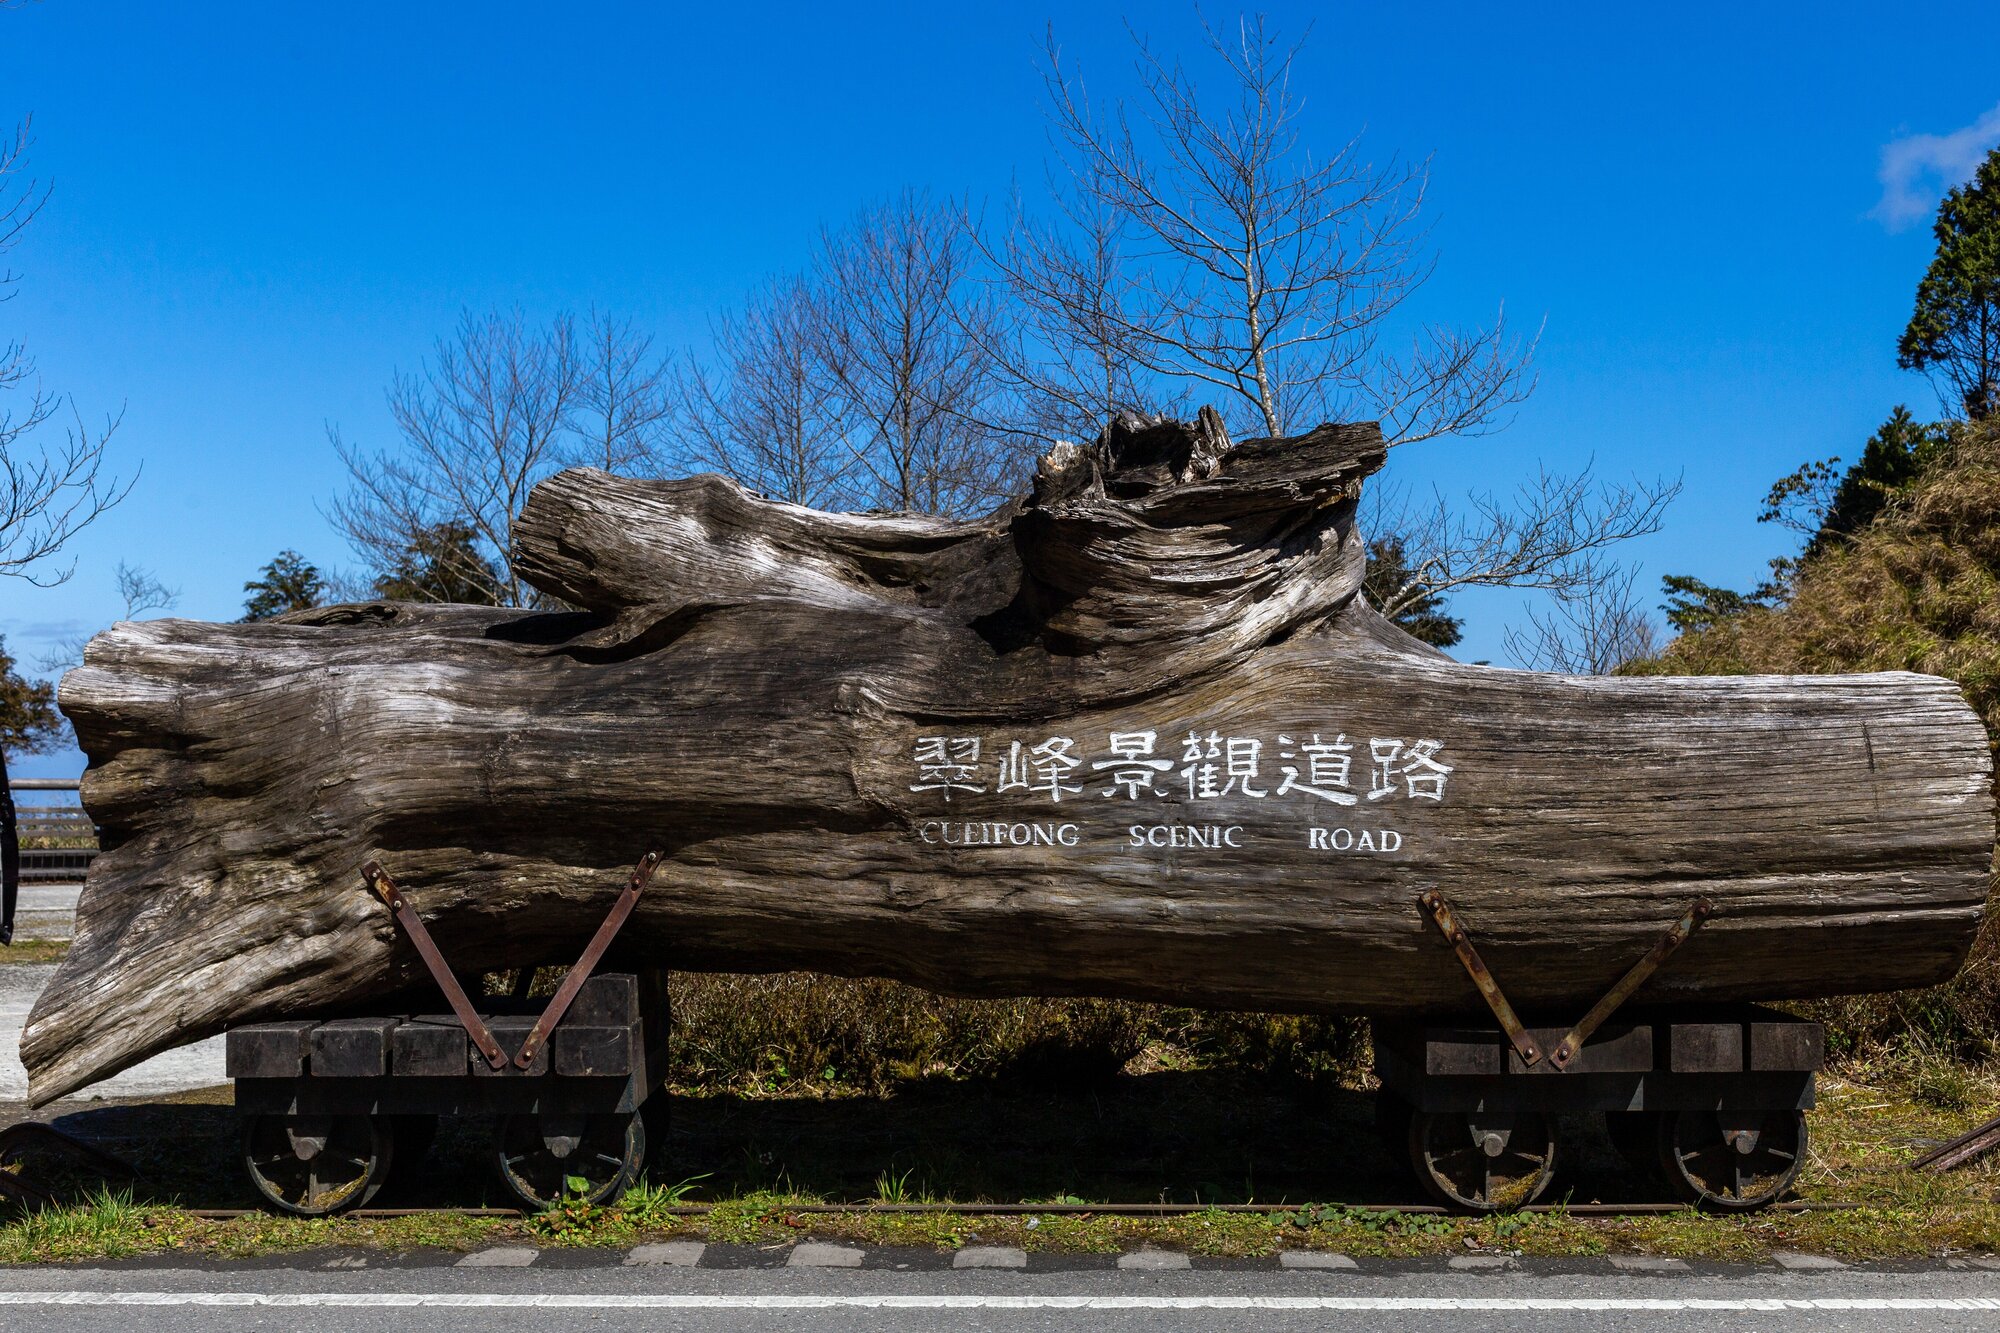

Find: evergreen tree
<box><xmin>1809</xmin><ymin>407</ymin><xmax>1949</xmax><ymax>554</ymax></box>
<box><xmin>0</xmin><ymin>634</ymin><xmax>62</xmax><ymax>758</ymax></box>
<box><xmin>1659</xmin><ymin>572</ymin><xmax>1783</xmax><ymax>635</ymax></box>
<box><xmin>1363</xmin><ymin>537</ymin><xmax>1463</xmax><ymax>648</ymax></box>
<box><xmin>240</xmin><ymin>550</ymin><xmax>325</xmax><ymax>621</ymax></box>
<box><xmin>0</xmin><ymin>633</ymin><xmax>48</xmax><ymax>945</ymax></box>
<box><xmin>1899</xmin><ymin>147</ymin><xmax>2000</xmax><ymax>421</ymax></box>
<box><xmin>370</xmin><ymin>522</ymin><xmax>503</xmax><ymax>605</ymax></box>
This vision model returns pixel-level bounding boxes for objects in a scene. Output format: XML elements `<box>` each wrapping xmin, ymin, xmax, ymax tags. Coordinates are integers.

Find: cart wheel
<box><xmin>493</xmin><ymin>1112</ymin><xmax>645</xmax><ymax>1209</ymax></box>
<box><xmin>1604</xmin><ymin>1111</ymin><xmax>1664</xmax><ymax>1182</ymax></box>
<box><xmin>1407</xmin><ymin>1110</ymin><xmax>1556</xmax><ymax>1212</ymax></box>
<box><xmin>240</xmin><ymin>1113</ymin><xmax>394</xmax><ymax>1216</ymax></box>
<box><xmin>1654</xmin><ymin>1108</ymin><xmax>1805</xmax><ymax>1211</ymax></box>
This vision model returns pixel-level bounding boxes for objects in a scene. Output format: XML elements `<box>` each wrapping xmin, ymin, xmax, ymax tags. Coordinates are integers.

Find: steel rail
<box><xmin>180</xmin><ymin>1199</ymin><xmax>1859</xmax><ymax>1221</ymax></box>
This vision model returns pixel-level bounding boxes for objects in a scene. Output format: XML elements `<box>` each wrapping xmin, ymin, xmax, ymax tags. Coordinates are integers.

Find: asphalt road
<box><xmin>3</xmin><ymin>1262</ymin><xmax>1999</xmax><ymax>1332</ymax></box>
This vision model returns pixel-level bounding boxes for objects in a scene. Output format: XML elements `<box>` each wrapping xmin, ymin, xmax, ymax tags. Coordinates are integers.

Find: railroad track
<box><xmin>179</xmin><ymin>1199</ymin><xmax>1858</xmax><ymax>1221</ymax></box>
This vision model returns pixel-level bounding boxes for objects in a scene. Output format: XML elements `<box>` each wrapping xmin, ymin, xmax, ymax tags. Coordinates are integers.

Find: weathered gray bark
<box><xmin>24</xmin><ymin>413</ymin><xmax>1995</xmax><ymax>1104</ymax></box>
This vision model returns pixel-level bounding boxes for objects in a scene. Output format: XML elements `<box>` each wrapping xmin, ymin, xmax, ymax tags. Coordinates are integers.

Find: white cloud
<box><xmin>1872</xmin><ymin>102</ymin><xmax>2000</xmax><ymax>230</ymax></box>
<box><xmin>4</xmin><ymin>620</ymin><xmax>88</xmax><ymax>643</ymax></box>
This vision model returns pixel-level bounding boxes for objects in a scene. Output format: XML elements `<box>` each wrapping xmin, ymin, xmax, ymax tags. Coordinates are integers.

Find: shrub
<box><xmin>664</xmin><ymin>972</ymin><xmax>1368</xmax><ymax>1096</ymax></box>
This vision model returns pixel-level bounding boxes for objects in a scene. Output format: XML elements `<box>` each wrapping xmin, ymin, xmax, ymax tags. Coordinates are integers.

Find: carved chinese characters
<box><xmin>906</xmin><ymin>728</ymin><xmax>1454</xmax><ymax>854</ymax></box>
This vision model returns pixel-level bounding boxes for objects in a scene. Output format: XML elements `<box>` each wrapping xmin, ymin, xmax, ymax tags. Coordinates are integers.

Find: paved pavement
<box><xmin>2</xmin><ymin>1259</ymin><xmax>1999</xmax><ymax>1331</ymax></box>
<box><xmin>8</xmin><ymin>886</ymin><xmax>80</xmax><ymax>941</ymax></box>
<box><xmin>0</xmin><ymin>963</ymin><xmax>226</xmax><ymax>1103</ymax></box>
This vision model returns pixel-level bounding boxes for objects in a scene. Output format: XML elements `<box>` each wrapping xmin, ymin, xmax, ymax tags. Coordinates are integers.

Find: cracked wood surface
<box><xmin>23</xmin><ymin>414</ymin><xmax>1994</xmax><ymax>1103</ymax></box>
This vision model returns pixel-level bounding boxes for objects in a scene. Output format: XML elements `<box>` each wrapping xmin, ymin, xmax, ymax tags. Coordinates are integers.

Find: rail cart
<box><xmin>220</xmin><ymin>864</ymin><xmax>1824</xmax><ymax>1216</ymax></box>
<box><xmin>1373</xmin><ymin>889</ymin><xmax>1824</xmax><ymax>1212</ymax></box>
<box><xmin>224</xmin><ymin>857</ymin><xmax>668</xmax><ymax>1216</ymax></box>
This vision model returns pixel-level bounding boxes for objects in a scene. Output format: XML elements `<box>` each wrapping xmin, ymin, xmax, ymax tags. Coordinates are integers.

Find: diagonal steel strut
<box><xmin>363</xmin><ymin>853</ymin><xmax>663</xmax><ymax>1072</ymax></box>
<box><xmin>362</xmin><ymin>861</ymin><xmax>509</xmax><ymax>1069</ymax></box>
<box><xmin>1418</xmin><ymin>890</ymin><xmax>1542</xmax><ymax>1066</ymax></box>
<box><xmin>1417</xmin><ymin>890</ymin><xmax>1712</xmax><ymax>1072</ymax></box>
<box><xmin>512</xmin><ymin>851</ymin><xmax>661</xmax><ymax>1069</ymax></box>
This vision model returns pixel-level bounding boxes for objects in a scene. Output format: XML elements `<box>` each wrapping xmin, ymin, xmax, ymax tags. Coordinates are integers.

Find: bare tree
<box><xmin>329</xmin><ymin>308</ymin><xmax>584</xmax><ymax>607</ymax></box>
<box><xmin>673</xmin><ymin>275</ymin><xmax>856</xmax><ymax>508</ymax></box>
<box><xmin>575</xmin><ymin>307</ymin><xmax>673</xmax><ymax>474</ymax></box>
<box><xmin>1502</xmin><ymin>564</ymin><xmax>1661</xmax><ymax>675</ymax></box>
<box><xmin>967</xmin><ymin>176</ymin><xmax>1180</xmax><ymax>446</ymax></box>
<box><xmin>815</xmin><ymin>191</ymin><xmax>1019</xmax><ymax>516</ymax></box>
<box><xmin>1</xmin><ymin>116</ymin><xmax>128</xmax><ymax>585</ymax></box>
<box><xmin>113</xmin><ymin>560</ymin><xmax>179</xmax><ymax>618</ymax></box>
<box><xmin>37</xmin><ymin>561</ymin><xmax>181</xmax><ymax>673</ymax></box>
<box><xmin>1038</xmin><ymin>15</ymin><xmax>1531</xmax><ymax>442</ymax></box>
<box><xmin>1364</xmin><ymin>465</ymin><xmax>1681</xmax><ymax>624</ymax></box>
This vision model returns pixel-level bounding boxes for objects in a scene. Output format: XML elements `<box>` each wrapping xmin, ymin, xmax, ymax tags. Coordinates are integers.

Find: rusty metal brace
<box><xmin>363</xmin><ymin>853</ymin><xmax>661</xmax><ymax>1072</ymax></box>
<box><xmin>511</xmin><ymin>850</ymin><xmax>661</xmax><ymax>1069</ymax></box>
<box><xmin>1910</xmin><ymin>1109</ymin><xmax>2000</xmax><ymax>1173</ymax></box>
<box><xmin>1418</xmin><ymin>889</ymin><xmax>1544</xmax><ymax>1067</ymax></box>
<box><xmin>1417</xmin><ymin>890</ymin><xmax>1712</xmax><ymax>1071</ymax></box>
<box><xmin>362</xmin><ymin>861</ymin><xmax>511</xmax><ymax>1070</ymax></box>
<box><xmin>1546</xmin><ymin>897</ymin><xmax>1712</xmax><ymax>1069</ymax></box>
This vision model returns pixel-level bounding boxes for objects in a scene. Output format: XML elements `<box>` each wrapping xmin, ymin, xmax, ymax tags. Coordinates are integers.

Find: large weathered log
<box><xmin>24</xmin><ymin>414</ymin><xmax>1994</xmax><ymax>1104</ymax></box>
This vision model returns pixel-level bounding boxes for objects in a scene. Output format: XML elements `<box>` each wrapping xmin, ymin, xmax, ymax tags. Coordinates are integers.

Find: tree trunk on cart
<box><xmin>24</xmin><ymin>411</ymin><xmax>1995</xmax><ymax>1104</ymax></box>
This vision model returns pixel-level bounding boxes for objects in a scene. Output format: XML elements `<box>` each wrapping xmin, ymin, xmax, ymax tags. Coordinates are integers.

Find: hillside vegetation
<box><xmin>1632</xmin><ymin>417</ymin><xmax>2000</xmax><ymax>741</ymax></box>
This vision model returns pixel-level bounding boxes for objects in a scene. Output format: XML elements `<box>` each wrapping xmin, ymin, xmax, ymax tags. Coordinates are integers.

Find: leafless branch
<box><xmin>814</xmin><ymin>191</ymin><xmax>1022</xmax><ymax>516</ymax></box>
<box><xmin>1502</xmin><ymin>564</ymin><xmax>1661</xmax><ymax>675</ymax></box>
<box><xmin>1036</xmin><ymin>14</ymin><xmax>1532</xmax><ymax>440</ymax></box>
<box><xmin>113</xmin><ymin>559</ymin><xmax>178</xmax><ymax>617</ymax></box>
<box><xmin>1365</xmin><ymin>463</ymin><xmax>1681</xmax><ymax>620</ymax></box>
<box><xmin>964</xmin><ymin>176</ymin><xmax>1183</xmax><ymax>446</ymax></box>
<box><xmin>327</xmin><ymin>308</ymin><xmax>583</xmax><ymax>607</ymax></box>
<box><xmin>0</xmin><ymin>116</ymin><xmax>129</xmax><ymax>583</ymax></box>
<box><xmin>36</xmin><ymin>559</ymin><xmax>180</xmax><ymax>673</ymax></box>
<box><xmin>672</xmin><ymin>274</ymin><xmax>858</xmax><ymax>509</ymax></box>
<box><xmin>576</xmin><ymin>307</ymin><xmax>673</xmax><ymax>474</ymax></box>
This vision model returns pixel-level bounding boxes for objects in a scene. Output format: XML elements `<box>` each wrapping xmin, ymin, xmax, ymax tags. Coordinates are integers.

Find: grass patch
<box><xmin>0</xmin><ymin>1187</ymin><xmax>150</xmax><ymax>1264</ymax></box>
<box><xmin>0</xmin><ymin>940</ymin><xmax>69</xmax><ymax>966</ymax></box>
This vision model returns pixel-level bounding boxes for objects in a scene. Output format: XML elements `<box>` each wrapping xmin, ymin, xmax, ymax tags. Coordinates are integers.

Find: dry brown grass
<box><xmin>1632</xmin><ymin>418</ymin><xmax>2000</xmax><ymax>745</ymax></box>
<box><xmin>665</xmin><ymin>972</ymin><xmax>1369</xmax><ymax>1096</ymax></box>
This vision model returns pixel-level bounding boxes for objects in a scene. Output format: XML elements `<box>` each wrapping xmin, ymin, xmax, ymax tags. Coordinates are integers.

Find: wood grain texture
<box><xmin>23</xmin><ymin>414</ymin><xmax>1995</xmax><ymax>1104</ymax></box>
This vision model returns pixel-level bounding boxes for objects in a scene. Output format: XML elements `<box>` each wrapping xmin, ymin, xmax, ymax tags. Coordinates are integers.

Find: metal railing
<box><xmin>8</xmin><ymin>778</ymin><xmax>97</xmax><ymax>883</ymax></box>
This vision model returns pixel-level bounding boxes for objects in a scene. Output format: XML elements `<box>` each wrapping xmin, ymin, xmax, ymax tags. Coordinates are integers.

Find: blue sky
<box><xmin>3</xmin><ymin>1</ymin><xmax>1999</xmax><ymax>777</ymax></box>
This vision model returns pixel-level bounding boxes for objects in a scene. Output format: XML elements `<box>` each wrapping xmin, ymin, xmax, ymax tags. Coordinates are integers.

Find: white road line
<box><xmin>0</xmin><ymin>1294</ymin><xmax>1996</xmax><ymax>1311</ymax></box>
